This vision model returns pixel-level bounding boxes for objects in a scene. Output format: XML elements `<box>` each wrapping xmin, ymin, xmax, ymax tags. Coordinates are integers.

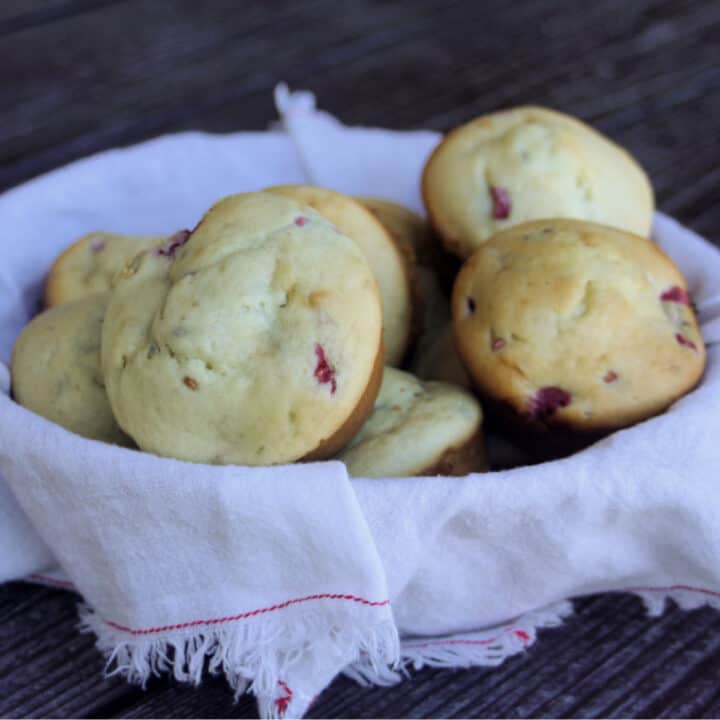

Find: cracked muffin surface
<box><xmin>422</xmin><ymin>106</ymin><xmax>654</xmax><ymax>259</ymax></box>
<box><xmin>453</xmin><ymin>219</ymin><xmax>705</xmax><ymax>434</ymax></box>
<box><xmin>101</xmin><ymin>191</ymin><xmax>383</xmax><ymax>465</ymax></box>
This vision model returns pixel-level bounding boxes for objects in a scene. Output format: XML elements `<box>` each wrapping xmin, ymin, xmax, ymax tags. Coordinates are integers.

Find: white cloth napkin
<box><xmin>1</xmin><ymin>86</ymin><xmax>720</xmax><ymax>718</ymax></box>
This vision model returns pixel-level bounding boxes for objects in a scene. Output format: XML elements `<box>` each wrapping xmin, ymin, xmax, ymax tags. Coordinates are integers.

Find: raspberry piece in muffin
<box><xmin>156</xmin><ymin>230</ymin><xmax>191</xmax><ymax>258</ymax></box>
<box><xmin>661</xmin><ymin>286</ymin><xmax>691</xmax><ymax>305</ymax></box>
<box><xmin>314</xmin><ymin>343</ymin><xmax>337</xmax><ymax>394</ymax></box>
<box><xmin>528</xmin><ymin>387</ymin><xmax>572</xmax><ymax>419</ymax></box>
<box><xmin>490</xmin><ymin>186</ymin><xmax>511</xmax><ymax>220</ymax></box>
<box><xmin>675</xmin><ymin>333</ymin><xmax>698</xmax><ymax>351</ymax></box>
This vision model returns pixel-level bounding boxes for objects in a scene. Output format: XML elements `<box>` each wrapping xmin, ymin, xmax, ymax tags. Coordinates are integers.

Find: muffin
<box><xmin>412</xmin><ymin>322</ymin><xmax>472</xmax><ymax>389</ymax></box>
<box><xmin>336</xmin><ymin>367</ymin><xmax>485</xmax><ymax>478</ymax></box>
<box><xmin>453</xmin><ymin>219</ymin><xmax>705</xmax><ymax>443</ymax></box>
<box><xmin>356</xmin><ymin>196</ymin><xmax>435</xmax><ymax>267</ymax></box>
<box><xmin>11</xmin><ymin>292</ymin><xmax>128</xmax><ymax>444</ymax></box>
<box><xmin>101</xmin><ymin>192</ymin><xmax>384</xmax><ymax>466</ymax></box>
<box><xmin>44</xmin><ymin>231</ymin><xmax>165</xmax><ymax>307</ymax></box>
<box><xmin>423</xmin><ymin>106</ymin><xmax>654</xmax><ymax>259</ymax></box>
<box><xmin>357</xmin><ymin>195</ymin><xmax>460</xmax><ymax>297</ymax></box>
<box><xmin>266</xmin><ymin>185</ymin><xmax>413</xmax><ymax>365</ymax></box>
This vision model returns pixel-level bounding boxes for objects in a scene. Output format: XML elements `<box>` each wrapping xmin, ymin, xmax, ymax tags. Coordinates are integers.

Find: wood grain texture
<box><xmin>5</xmin><ymin>585</ymin><xmax>720</xmax><ymax>718</ymax></box>
<box><xmin>0</xmin><ymin>584</ymin><xmax>131</xmax><ymax>719</ymax></box>
<box><xmin>0</xmin><ymin>0</ymin><xmax>719</xmax><ymax>717</ymax></box>
<box><xmin>1</xmin><ymin>0</ymin><xmax>718</xmax><ymax>248</ymax></box>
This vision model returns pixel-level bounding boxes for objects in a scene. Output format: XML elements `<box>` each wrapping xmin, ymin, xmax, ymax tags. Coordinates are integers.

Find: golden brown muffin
<box><xmin>453</xmin><ymin>219</ymin><xmax>705</xmax><ymax>442</ymax></box>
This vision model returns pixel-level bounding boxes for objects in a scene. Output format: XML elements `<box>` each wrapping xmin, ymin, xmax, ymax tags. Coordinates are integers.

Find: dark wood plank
<box><xmin>0</xmin><ymin>583</ymin><xmax>133</xmax><ymax>719</ymax></box>
<box><xmin>1</xmin><ymin>0</ymin><xmax>717</xmax><ymax>244</ymax></box>
<box><xmin>102</xmin><ymin>595</ymin><xmax>720</xmax><ymax>719</ymax></box>
<box><xmin>9</xmin><ymin>583</ymin><xmax>720</xmax><ymax>719</ymax></box>
<box><xmin>0</xmin><ymin>0</ymin><xmax>124</xmax><ymax>31</ymax></box>
<box><xmin>0</xmin><ymin>0</ymin><xmax>463</xmax><ymax>191</ymax></box>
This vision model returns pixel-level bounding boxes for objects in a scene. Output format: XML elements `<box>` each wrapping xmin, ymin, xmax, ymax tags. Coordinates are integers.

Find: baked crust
<box><xmin>337</xmin><ymin>367</ymin><xmax>485</xmax><ymax>478</ymax></box>
<box><xmin>102</xmin><ymin>192</ymin><xmax>384</xmax><ymax>466</ymax></box>
<box><xmin>303</xmin><ymin>340</ymin><xmax>384</xmax><ymax>461</ymax></box>
<box><xmin>44</xmin><ymin>231</ymin><xmax>164</xmax><ymax>307</ymax></box>
<box><xmin>11</xmin><ymin>292</ymin><xmax>129</xmax><ymax>444</ymax></box>
<box><xmin>420</xmin><ymin>427</ymin><xmax>487</xmax><ymax>476</ymax></box>
<box><xmin>267</xmin><ymin>185</ymin><xmax>414</xmax><ymax>366</ymax></box>
<box><xmin>453</xmin><ymin>218</ymin><xmax>706</xmax><ymax>441</ymax></box>
<box><xmin>422</xmin><ymin>106</ymin><xmax>655</xmax><ymax>259</ymax></box>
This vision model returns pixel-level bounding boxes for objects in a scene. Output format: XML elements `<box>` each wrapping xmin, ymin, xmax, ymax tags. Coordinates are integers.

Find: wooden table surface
<box><xmin>1</xmin><ymin>0</ymin><xmax>719</xmax><ymax>717</ymax></box>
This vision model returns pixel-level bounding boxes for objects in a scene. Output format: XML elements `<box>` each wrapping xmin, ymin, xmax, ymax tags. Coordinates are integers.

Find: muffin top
<box><xmin>266</xmin><ymin>185</ymin><xmax>413</xmax><ymax>365</ymax></box>
<box><xmin>337</xmin><ymin>367</ymin><xmax>484</xmax><ymax>478</ymax></box>
<box><xmin>423</xmin><ymin>106</ymin><xmax>654</xmax><ymax>259</ymax></box>
<box><xmin>453</xmin><ymin>219</ymin><xmax>705</xmax><ymax>431</ymax></box>
<box><xmin>45</xmin><ymin>231</ymin><xmax>164</xmax><ymax>307</ymax></box>
<box><xmin>11</xmin><ymin>292</ymin><xmax>129</xmax><ymax>444</ymax></box>
<box><xmin>102</xmin><ymin>191</ymin><xmax>383</xmax><ymax>465</ymax></box>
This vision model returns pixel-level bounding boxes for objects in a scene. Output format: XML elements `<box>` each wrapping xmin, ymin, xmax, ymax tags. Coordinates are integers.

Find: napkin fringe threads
<box><xmin>631</xmin><ymin>586</ymin><xmax>720</xmax><ymax>616</ymax></box>
<box><xmin>346</xmin><ymin>600</ymin><xmax>574</xmax><ymax>686</ymax></box>
<box><xmin>343</xmin><ymin>588</ymin><xmax>720</xmax><ymax>687</ymax></box>
<box><xmin>75</xmin><ymin>587</ymin><xmax>720</xmax><ymax>702</ymax></box>
<box><xmin>79</xmin><ymin>601</ymin><xmax>399</xmax><ymax>715</ymax></box>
